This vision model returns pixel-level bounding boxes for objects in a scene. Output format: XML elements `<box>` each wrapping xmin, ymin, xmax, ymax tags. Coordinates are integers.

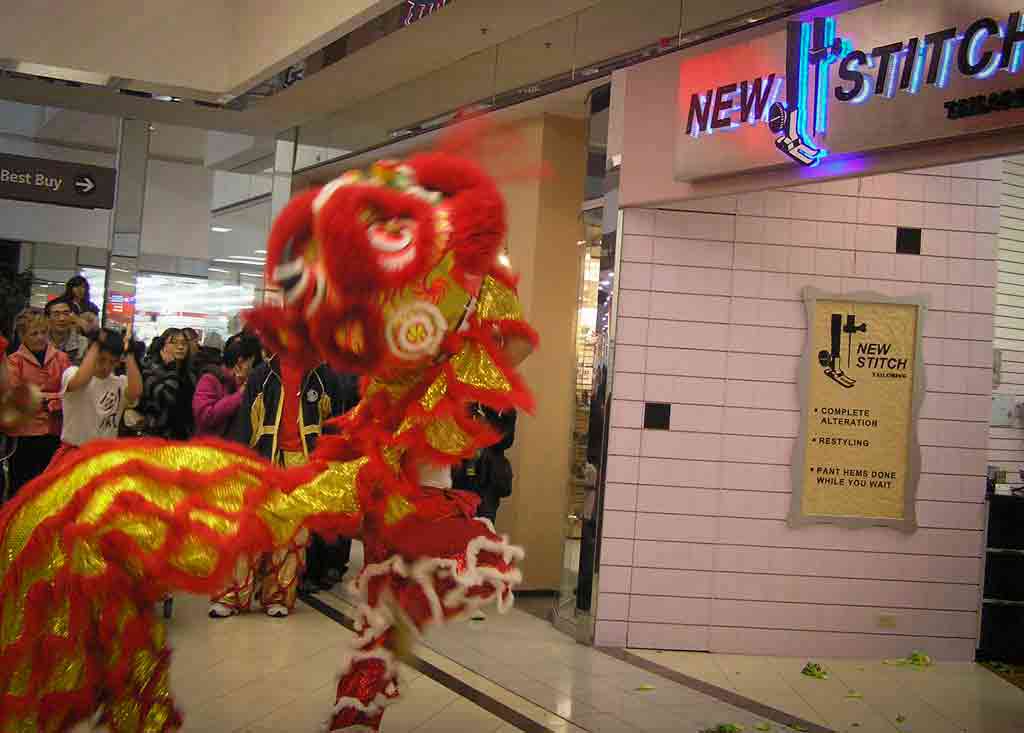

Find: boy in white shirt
<box><xmin>50</xmin><ymin>327</ymin><xmax>143</xmax><ymax>468</ymax></box>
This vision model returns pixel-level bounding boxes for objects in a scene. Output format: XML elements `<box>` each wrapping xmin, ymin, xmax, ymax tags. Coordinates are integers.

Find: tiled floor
<box><xmin>67</xmin><ymin>538</ymin><xmax>1024</xmax><ymax>732</ymax></box>
<box><xmin>83</xmin><ymin>593</ymin><xmax>516</xmax><ymax>733</ymax></box>
<box><xmin>324</xmin><ymin>587</ymin><xmax>775</xmax><ymax>733</ymax></box>
<box><xmin>630</xmin><ymin>650</ymin><xmax>1024</xmax><ymax>733</ymax></box>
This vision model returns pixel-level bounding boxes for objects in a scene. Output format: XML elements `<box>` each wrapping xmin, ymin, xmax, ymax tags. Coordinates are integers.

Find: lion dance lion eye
<box><xmin>367</xmin><ymin>219</ymin><xmax>420</xmax><ymax>273</ymax></box>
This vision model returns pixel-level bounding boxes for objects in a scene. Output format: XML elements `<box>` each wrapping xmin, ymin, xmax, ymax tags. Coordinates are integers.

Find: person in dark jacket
<box><xmin>212</xmin><ymin>354</ymin><xmax>358</xmax><ymax>618</ymax></box>
<box><xmin>138</xmin><ymin>327</ymin><xmax>195</xmax><ymax>440</ymax></box>
<box><xmin>452</xmin><ymin>405</ymin><xmax>517</xmax><ymax>524</ymax></box>
<box><xmin>452</xmin><ymin>404</ymin><xmax>516</xmax><ymax>621</ymax></box>
<box><xmin>62</xmin><ymin>275</ymin><xmax>100</xmax><ymax>316</ymax></box>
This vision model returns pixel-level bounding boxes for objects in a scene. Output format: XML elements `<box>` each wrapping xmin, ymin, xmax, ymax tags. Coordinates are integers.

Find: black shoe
<box><xmin>298</xmin><ymin>579</ymin><xmax>318</xmax><ymax>595</ymax></box>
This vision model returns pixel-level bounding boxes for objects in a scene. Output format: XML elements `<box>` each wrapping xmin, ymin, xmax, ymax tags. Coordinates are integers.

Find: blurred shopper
<box><xmin>62</xmin><ymin>275</ymin><xmax>100</xmax><ymax>316</ymax></box>
<box><xmin>182</xmin><ymin>327</ymin><xmax>201</xmax><ymax>359</ymax></box>
<box><xmin>78</xmin><ymin>311</ymin><xmax>100</xmax><ymax>338</ymax></box>
<box><xmin>45</xmin><ymin>297</ymin><xmax>89</xmax><ymax>365</ymax></box>
<box><xmin>576</xmin><ymin>363</ymin><xmax>608</xmax><ymax>613</ymax></box>
<box><xmin>139</xmin><ymin>327</ymin><xmax>195</xmax><ymax>440</ymax></box>
<box><xmin>193</xmin><ymin>332</ymin><xmax>261</xmax><ymax>438</ymax></box>
<box><xmin>452</xmin><ymin>405</ymin><xmax>516</xmax><ymax>525</ymax></box>
<box><xmin>452</xmin><ymin>405</ymin><xmax>517</xmax><ymax>621</ymax></box>
<box><xmin>5</xmin><ymin>308</ymin><xmax>70</xmax><ymax>493</ymax></box>
<box><xmin>191</xmin><ymin>331</ymin><xmax>225</xmax><ymax>383</ymax></box>
<box><xmin>50</xmin><ymin>327</ymin><xmax>142</xmax><ymax>468</ymax></box>
<box><xmin>213</xmin><ymin>354</ymin><xmax>357</xmax><ymax>618</ymax></box>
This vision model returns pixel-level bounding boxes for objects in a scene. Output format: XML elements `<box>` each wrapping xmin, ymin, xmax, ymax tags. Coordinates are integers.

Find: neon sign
<box><xmin>403</xmin><ymin>0</ymin><xmax>452</xmax><ymax>26</ymax></box>
<box><xmin>683</xmin><ymin>11</ymin><xmax>1024</xmax><ymax>168</ymax></box>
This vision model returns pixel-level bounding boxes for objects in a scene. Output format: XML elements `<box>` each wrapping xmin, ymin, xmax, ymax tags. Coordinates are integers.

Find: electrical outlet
<box><xmin>992</xmin><ymin>395</ymin><xmax>1016</xmax><ymax>427</ymax></box>
<box><xmin>877</xmin><ymin>614</ymin><xmax>898</xmax><ymax>629</ymax></box>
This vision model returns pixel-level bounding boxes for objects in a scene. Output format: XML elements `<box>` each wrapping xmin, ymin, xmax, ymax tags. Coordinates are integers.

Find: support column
<box><xmin>261</xmin><ymin>129</ymin><xmax>297</xmax><ymax>304</ymax></box>
<box><xmin>490</xmin><ymin>115</ymin><xmax>587</xmax><ymax>591</ymax></box>
<box><xmin>104</xmin><ymin>119</ymin><xmax>151</xmax><ymax>331</ymax></box>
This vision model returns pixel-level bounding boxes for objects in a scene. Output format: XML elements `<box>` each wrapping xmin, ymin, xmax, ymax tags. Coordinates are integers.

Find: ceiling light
<box><xmin>14</xmin><ymin>62</ymin><xmax>110</xmax><ymax>86</ymax></box>
<box><xmin>212</xmin><ymin>258</ymin><xmax>263</xmax><ymax>265</ymax></box>
<box><xmin>240</xmin><ymin>272</ymin><xmax>263</xmax><ymax>278</ymax></box>
<box><xmin>208</xmin><ymin>267</ymin><xmax>231</xmax><ymax>274</ymax></box>
<box><xmin>211</xmin><ymin>226</ymin><xmax>233</xmax><ymax>233</ymax></box>
<box><xmin>254</xmin><ymin>249</ymin><xmax>267</xmax><ymax>254</ymax></box>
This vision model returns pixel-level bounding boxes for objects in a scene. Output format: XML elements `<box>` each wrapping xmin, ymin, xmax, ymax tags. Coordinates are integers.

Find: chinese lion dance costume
<box><xmin>0</xmin><ymin>145</ymin><xmax>537</xmax><ymax>732</ymax></box>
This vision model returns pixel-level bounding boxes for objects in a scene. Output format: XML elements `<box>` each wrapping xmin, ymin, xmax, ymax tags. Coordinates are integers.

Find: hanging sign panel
<box><xmin>791</xmin><ymin>289</ymin><xmax>927</xmax><ymax>532</ymax></box>
<box><xmin>0</xmin><ymin>153</ymin><xmax>115</xmax><ymax>210</ymax></box>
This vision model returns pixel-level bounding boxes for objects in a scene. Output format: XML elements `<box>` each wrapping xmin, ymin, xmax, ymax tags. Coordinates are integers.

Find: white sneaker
<box><xmin>208</xmin><ymin>602</ymin><xmax>236</xmax><ymax>618</ymax></box>
<box><xmin>470</xmin><ymin>609</ymin><xmax>486</xmax><ymax>621</ymax></box>
<box><xmin>266</xmin><ymin>604</ymin><xmax>289</xmax><ymax>618</ymax></box>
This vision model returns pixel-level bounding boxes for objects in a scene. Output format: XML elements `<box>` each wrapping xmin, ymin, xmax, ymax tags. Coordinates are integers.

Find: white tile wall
<box><xmin>596</xmin><ymin>163</ymin><xmax>999</xmax><ymax>660</ymax></box>
<box><xmin>990</xmin><ymin>155</ymin><xmax>1024</xmax><ymax>475</ymax></box>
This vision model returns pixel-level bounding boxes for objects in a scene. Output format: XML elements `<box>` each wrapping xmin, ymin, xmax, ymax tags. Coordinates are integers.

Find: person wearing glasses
<box><xmin>4</xmin><ymin>308</ymin><xmax>70</xmax><ymax>494</ymax></box>
<box><xmin>44</xmin><ymin>298</ymin><xmax>89</xmax><ymax>365</ymax></box>
<box><xmin>138</xmin><ymin>327</ymin><xmax>196</xmax><ymax>440</ymax></box>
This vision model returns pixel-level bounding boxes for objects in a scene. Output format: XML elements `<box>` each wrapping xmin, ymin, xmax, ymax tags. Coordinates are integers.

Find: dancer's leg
<box><xmin>260</xmin><ymin>529</ymin><xmax>308</xmax><ymax>614</ymax></box>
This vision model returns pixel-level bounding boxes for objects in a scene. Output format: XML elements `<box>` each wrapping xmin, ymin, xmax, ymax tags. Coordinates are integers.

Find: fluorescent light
<box><xmin>211</xmin><ymin>226</ymin><xmax>233</xmax><ymax>233</ymax></box>
<box><xmin>240</xmin><ymin>272</ymin><xmax>263</xmax><ymax>278</ymax></box>
<box><xmin>208</xmin><ymin>267</ymin><xmax>231</xmax><ymax>274</ymax></box>
<box><xmin>212</xmin><ymin>258</ymin><xmax>263</xmax><ymax>265</ymax></box>
<box><xmin>254</xmin><ymin>249</ymin><xmax>267</xmax><ymax>255</ymax></box>
<box><xmin>15</xmin><ymin>62</ymin><xmax>110</xmax><ymax>86</ymax></box>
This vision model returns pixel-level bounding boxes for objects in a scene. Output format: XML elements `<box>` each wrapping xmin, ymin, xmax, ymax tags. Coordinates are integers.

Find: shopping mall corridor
<box><xmin>72</xmin><ymin>540</ymin><xmax>1022</xmax><ymax>733</ymax></box>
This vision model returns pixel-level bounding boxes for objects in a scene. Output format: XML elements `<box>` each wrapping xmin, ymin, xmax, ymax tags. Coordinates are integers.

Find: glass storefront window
<box><xmin>28</xmin><ymin>266</ymin><xmax>105</xmax><ymax>313</ymax></box>
<box><xmin>132</xmin><ymin>273</ymin><xmax>256</xmax><ymax>345</ymax></box>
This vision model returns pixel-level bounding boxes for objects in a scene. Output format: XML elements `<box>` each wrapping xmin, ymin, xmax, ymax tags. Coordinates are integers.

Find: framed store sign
<box><xmin>0</xmin><ymin>153</ymin><xmax>115</xmax><ymax>209</ymax></box>
<box><xmin>675</xmin><ymin>0</ymin><xmax>1024</xmax><ymax>181</ymax></box>
<box><xmin>791</xmin><ymin>288</ymin><xmax>928</xmax><ymax>532</ymax></box>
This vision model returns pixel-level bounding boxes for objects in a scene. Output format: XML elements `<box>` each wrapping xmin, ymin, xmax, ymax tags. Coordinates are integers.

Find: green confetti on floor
<box><xmin>801</xmin><ymin>662</ymin><xmax>829</xmax><ymax>679</ymax></box>
<box><xmin>896</xmin><ymin>714</ymin><xmax>907</xmax><ymax>724</ymax></box>
<box><xmin>884</xmin><ymin>651</ymin><xmax>933</xmax><ymax>668</ymax></box>
<box><xmin>635</xmin><ymin>683</ymin><xmax>656</xmax><ymax>691</ymax></box>
<box><xmin>754</xmin><ymin>723</ymin><xmax>772</xmax><ymax>732</ymax></box>
<box><xmin>699</xmin><ymin>725</ymin><xmax>744</xmax><ymax>733</ymax></box>
<box><xmin>845</xmin><ymin>690</ymin><xmax>863</xmax><ymax>699</ymax></box>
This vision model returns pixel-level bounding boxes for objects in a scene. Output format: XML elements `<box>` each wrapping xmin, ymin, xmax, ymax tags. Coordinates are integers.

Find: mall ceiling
<box><xmin>0</xmin><ymin>0</ymin><xmax>825</xmax><ymax>141</ymax></box>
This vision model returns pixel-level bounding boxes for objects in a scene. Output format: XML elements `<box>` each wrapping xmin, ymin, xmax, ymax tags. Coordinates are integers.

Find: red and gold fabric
<box><xmin>0</xmin><ymin>141</ymin><xmax>535</xmax><ymax>733</ymax></box>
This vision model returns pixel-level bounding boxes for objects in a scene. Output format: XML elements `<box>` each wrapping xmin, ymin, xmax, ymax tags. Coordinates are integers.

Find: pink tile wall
<box><xmin>601</xmin><ymin>164</ymin><xmax>997</xmax><ymax>660</ymax></box>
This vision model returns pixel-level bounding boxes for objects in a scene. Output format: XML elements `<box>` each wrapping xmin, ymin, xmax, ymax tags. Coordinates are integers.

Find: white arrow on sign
<box><xmin>74</xmin><ymin>176</ymin><xmax>95</xmax><ymax>194</ymax></box>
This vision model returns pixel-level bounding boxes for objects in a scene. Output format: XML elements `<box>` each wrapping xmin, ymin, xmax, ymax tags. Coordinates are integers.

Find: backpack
<box><xmin>480</xmin><ymin>447</ymin><xmax>514</xmax><ymax>499</ymax></box>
